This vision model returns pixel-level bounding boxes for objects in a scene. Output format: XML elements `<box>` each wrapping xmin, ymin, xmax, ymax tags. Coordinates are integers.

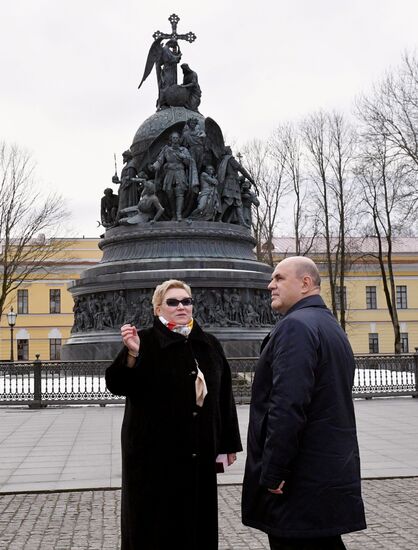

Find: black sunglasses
<box><xmin>165</xmin><ymin>298</ymin><xmax>194</xmax><ymax>307</ymax></box>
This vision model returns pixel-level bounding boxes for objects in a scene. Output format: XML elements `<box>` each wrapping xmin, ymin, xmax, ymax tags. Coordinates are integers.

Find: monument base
<box><xmin>62</xmin><ymin>327</ymin><xmax>270</xmax><ymax>361</ymax></box>
<box><xmin>62</xmin><ymin>221</ymin><xmax>275</xmax><ymax>361</ymax></box>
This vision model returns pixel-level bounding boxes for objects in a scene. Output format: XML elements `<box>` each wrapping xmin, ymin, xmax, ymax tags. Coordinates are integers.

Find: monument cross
<box><xmin>152</xmin><ymin>13</ymin><xmax>196</xmax><ymax>44</ymax></box>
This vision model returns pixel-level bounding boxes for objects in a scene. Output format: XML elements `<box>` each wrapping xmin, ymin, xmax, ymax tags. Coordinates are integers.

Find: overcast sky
<box><xmin>2</xmin><ymin>0</ymin><xmax>418</xmax><ymax>238</ymax></box>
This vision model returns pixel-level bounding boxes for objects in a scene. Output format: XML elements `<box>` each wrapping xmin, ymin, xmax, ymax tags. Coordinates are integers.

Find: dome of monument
<box><xmin>131</xmin><ymin>106</ymin><xmax>205</xmax><ymax>170</ymax></box>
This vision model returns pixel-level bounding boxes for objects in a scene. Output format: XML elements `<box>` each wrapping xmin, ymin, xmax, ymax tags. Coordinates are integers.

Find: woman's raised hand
<box><xmin>121</xmin><ymin>324</ymin><xmax>140</xmax><ymax>355</ymax></box>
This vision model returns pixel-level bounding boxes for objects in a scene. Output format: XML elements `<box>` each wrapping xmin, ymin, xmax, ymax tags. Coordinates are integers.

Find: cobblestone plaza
<box><xmin>1</xmin><ymin>399</ymin><xmax>418</xmax><ymax>549</ymax></box>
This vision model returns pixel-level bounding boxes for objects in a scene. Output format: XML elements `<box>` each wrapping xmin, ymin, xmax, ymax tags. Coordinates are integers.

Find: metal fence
<box><xmin>1</xmin><ymin>353</ymin><xmax>417</xmax><ymax>407</ymax></box>
<box><xmin>353</xmin><ymin>354</ymin><xmax>418</xmax><ymax>399</ymax></box>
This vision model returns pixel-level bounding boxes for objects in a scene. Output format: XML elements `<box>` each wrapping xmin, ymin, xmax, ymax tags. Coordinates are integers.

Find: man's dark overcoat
<box><xmin>241</xmin><ymin>295</ymin><xmax>366</xmax><ymax>538</ymax></box>
<box><xmin>105</xmin><ymin>318</ymin><xmax>242</xmax><ymax>550</ymax></box>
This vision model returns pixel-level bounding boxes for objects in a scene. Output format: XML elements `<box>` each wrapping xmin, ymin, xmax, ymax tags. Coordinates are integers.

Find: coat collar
<box><xmin>152</xmin><ymin>317</ymin><xmax>210</xmax><ymax>349</ymax></box>
<box><xmin>283</xmin><ymin>294</ymin><xmax>327</xmax><ymax>317</ymax></box>
<box><xmin>262</xmin><ymin>295</ymin><xmax>327</xmax><ymax>351</ymax></box>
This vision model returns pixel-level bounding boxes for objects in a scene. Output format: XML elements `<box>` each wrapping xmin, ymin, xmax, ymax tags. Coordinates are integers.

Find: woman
<box><xmin>105</xmin><ymin>279</ymin><xmax>242</xmax><ymax>550</ymax></box>
<box><xmin>190</xmin><ymin>166</ymin><xmax>222</xmax><ymax>221</ymax></box>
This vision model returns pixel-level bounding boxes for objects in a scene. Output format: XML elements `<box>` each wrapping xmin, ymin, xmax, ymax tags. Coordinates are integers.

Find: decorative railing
<box><xmin>1</xmin><ymin>354</ymin><xmax>417</xmax><ymax>407</ymax></box>
<box><xmin>353</xmin><ymin>354</ymin><xmax>418</xmax><ymax>398</ymax></box>
<box><xmin>0</xmin><ymin>357</ymin><xmax>115</xmax><ymax>407</ymax></box>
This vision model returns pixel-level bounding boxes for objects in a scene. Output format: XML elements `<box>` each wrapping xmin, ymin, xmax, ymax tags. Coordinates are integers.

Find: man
<box><xmin>181</xmin><ymin>117</ymin><xmax>206</xmax><ymax>172</ymax></box>
<box><xmin>242</xmin><ymin>257</ymin><xmax>366</xmax><ymax>550</ymax></box>
<box><xmin>100</xmin><ymin>188</ymin><xmax>118</xmax><ymax>228</ymax></box>
<box><xmin>119</xmin><ymin>180</ymin><xmax>165</xmax><ymax>225</ymax></box>
<box><xmin>217</xmin><ymin>146</ymin><xmax>255</xmax><ymax>227</ymax></box>
<box><xmin>112</xmin><ymin>150</ymin><xmax>143</xmax><ymax>215</ymax></box>
<box><xmin>151</xmin><ymin>132</ymin><xmax>199</xmax><ymax>221</ymax></box>
<box><xmin>240</xmin><ymin>176</ymin><xmax>260</xmax><ymax>227</ymax></box>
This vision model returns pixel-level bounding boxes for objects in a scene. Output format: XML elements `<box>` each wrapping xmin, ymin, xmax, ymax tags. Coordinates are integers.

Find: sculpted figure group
<box><xmin>102</xmin><ymin>119</ymin><xmax>258</xmax><ymax>228</ymax></box>
<box><xmin>137</xmin><ymin>15</ymin><xmax>200</xmax><ymax>112</ymax></box>
<box><xmin>72</xmin><ymin>287</ymin><xmax>277</xmax><ymax>333</ymax></box>
<box><xmin>99</xmin><ymin>12</ymin><xmax>258</xmax><ymax>230</ymax></box>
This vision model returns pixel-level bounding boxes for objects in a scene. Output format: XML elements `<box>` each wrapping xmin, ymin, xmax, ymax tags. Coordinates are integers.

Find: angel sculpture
<box><xmin>138</xmin><ymin>14</ymin><xmax>197</xmax><ymax>110</ymax></box>
<box><xmin>138</xmin><ymin>38</ymin><xmax>182</xmax><ymax>110</ymax></box>
<box><xmin>200</xmin><ymin>118</ymin><xmax>226</xmax><ymax>172</ymax></box>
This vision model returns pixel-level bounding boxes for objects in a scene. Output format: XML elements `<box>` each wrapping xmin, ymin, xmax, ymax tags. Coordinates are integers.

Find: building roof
<box><xmin>271</xmin><ymin>236</ymin><xmax>418</xmax><ymax>255</ymax></box>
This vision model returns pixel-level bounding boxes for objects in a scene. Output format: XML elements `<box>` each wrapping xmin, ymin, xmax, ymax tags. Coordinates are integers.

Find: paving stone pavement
<box><xmin>1</xmin><ymin>400</ymin><xmax>417</xmax><ymax>548</ymax></box>
<box><xmin>1</xmin><ymin>478</ymin><xmax>417</xmax><ymax>549</ymax></box>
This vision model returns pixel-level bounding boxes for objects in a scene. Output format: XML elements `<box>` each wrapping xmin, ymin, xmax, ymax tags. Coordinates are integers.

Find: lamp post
<box><xmin>7</xmin><ymin>306</ymin><xmax>17</xmax><ymax>362</ymax></box>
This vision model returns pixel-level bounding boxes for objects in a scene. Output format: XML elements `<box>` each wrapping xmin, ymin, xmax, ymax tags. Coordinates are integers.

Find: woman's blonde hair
<box><xmin>152</xmin><ymin>279</ymin><xmax>192</xmax><ymax>314</ymax></box>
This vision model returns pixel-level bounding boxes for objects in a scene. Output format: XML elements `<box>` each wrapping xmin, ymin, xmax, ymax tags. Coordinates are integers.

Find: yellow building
<box><xmin>1</xmin><ymin>235</ymin><xmax>417</xmax><ymax>359</ymax></box>
<box><xmin>272</xmin><ymin>237</ymin><xmax>418</xmax><ymax>354</ymax></box>
<box><xmin>0</xmin><ymin>238</ymin><xmax>102</xmax><ymax>361</ymax></box>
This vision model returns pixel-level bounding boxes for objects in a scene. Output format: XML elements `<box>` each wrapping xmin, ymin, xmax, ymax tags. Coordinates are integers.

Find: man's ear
<box><xmin>301</xmin><ymin>275</ymin><xmax>312</xmax><ymax>294</ymax></box>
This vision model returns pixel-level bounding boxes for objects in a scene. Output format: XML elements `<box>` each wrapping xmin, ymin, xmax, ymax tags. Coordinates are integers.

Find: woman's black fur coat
<box><xmin>105</xmin><ymin>317</ymin><xmax>242</xmax><ymax>550</ymax></box>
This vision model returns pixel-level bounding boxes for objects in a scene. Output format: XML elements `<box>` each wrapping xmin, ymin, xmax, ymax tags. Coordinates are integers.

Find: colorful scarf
<box><xmin>159</xmin><ymin>316</ymin><xmax>194</xmax><ymax>337</ymax></box>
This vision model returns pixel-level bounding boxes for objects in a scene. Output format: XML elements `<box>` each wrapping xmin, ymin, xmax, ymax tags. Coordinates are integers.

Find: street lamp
<box><xmin>7</xmin><ymin>306</ymin><xmax>17</xmax><ymax>362</ymax></box>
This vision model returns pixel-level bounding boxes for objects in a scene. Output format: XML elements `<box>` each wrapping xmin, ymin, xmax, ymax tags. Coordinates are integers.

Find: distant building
<box><xmin>271</xmin><ymin>236</ymin><xmax>418</xmax><ymax>354</ymax></box>
<box><xmin>0</xmin><ymin>238</ymin><xmax>101</xmax><ymax>361</ymax></box>
<box><xmin>1</xmin><ymin>236</ymin><xmax>417</xmax><ymax>359</ymax></box>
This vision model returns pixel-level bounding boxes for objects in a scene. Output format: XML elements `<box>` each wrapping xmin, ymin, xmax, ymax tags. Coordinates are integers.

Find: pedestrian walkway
<box><xmin>1</xmin><ymin>398</ymin><xmax>418</xmax><ymax>493</ymax></box>
<box><xmin>0</xmin><ymin>398</ymin><xmax>418</xmax><ymax>549</ymax></box>
<box><xmin>1</xmin><ymin>479</ymin><xmax>417</xmax><ymax>549</ymax></box>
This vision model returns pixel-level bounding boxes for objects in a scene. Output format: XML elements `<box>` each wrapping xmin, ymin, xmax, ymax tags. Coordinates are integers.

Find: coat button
<box><xmin>190</xmin><ymin>370</ymin><xmax>197</xmax><ymax>375</ymax></box>
<box><xmin>192</xmin><ymin>411</ymin><xmax>198</xmax><ymax>417</ymax></box>
<box><xmin>192</xmin><ymin>453</ymin><xmax>197</xmax><ymax>458</ymax></box>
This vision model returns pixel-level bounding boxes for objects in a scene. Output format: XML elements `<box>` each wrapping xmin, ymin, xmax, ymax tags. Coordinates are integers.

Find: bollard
<box><xmin>30</xmin><ymin>354</ymin><xmax>42</xmax><ymax>409</ymax></box>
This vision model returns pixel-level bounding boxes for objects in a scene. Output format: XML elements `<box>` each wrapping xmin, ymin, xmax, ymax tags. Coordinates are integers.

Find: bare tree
<box><xmin>358</xmin><ymin>52</ymin><xmax>418</xmax><ymax>173</ymax></box>
<box><xmin>355</xmin><ymin>133</ymin><xmax>416</xmax><ymax>353</ymax></box>
<box><xmin>301</xmin><ymin>111</ymin><xmax>339</xmax><ymax>317</ymax></box>
<box><xmin>327</xmin><ymin>112</ymin><xmax>359</xmax><ymax>330</ymax></box>
<box><xmin>0</xmin><ymin>143</ymin><xmax>70</xmax><ymax>319</ymax></box>
<box><xmin>270</xmin><ymin>123</ymin><xmax>315</xmax><ymax>256</ymax></box>
<box><xmin>301</xmin><ymin>111</ymin><xmax>359</xmax><ymax>330</ymax></box>
<box><xmin>241</xmin><ymin>139</ymin><xmax>288</xmax><ymax>266</ymax></box>
<box><xmin>355</xmin><ymin>51</ymin><xmax>418</xmax><ymax>351</ymax></box>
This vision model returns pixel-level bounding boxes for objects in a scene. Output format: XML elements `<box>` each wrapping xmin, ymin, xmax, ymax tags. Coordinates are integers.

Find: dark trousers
<box><xmin>268</xmin><ymin>534</ymin><xmax>347</xmax><ymax>550</ymax></box>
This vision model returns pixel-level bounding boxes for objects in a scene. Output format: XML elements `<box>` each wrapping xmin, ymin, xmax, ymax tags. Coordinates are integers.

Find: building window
<box><xmin>368</xmin><ymin>333</ymin><xmax>379</xmax><ymax>354</ymax></box>
<box><xmin>17</xmin><ymin>339</ymin><xmax>29</xmax><ymax>361</ymax></box>
<box><xmin>366</xmin><ymin>286</ymin><xmax>377</xmax><ymax>309</ymax></box>
<box><xmin>50</xmin><ymin>289</ymin><xmax>61</xmax><ymax>313</ymax></box>
<box><xmin>396</xmin><ymin>285</ymin><xmax>408</xmax><ymax>309</ymax></box>
<box><xmin>50</xmin><ymin>338</ymin><xmax>62</xmax><ymax>360</ymax></box>
<box><xmin>400</xmin><ymin>333</ymin><xmax>409</xmax><ymax>353</ymax></box>
<box><xmin>17</xmin><ymin>289</ymin><xmax>28</xmax><ymax>314</ymax></box>
<box><xmin>335</xmin><ymin>286</ymin><xmax>347</xmax><ymax>310</ymax></box>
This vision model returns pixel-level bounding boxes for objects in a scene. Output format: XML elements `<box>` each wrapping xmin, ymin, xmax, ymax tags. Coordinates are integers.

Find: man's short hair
<box><xmin>295</xmin><ymin>261</ymin><xmax>321</xmax><ymax>287</ymax></box>
<box><xmin>152</xmin><ymin>279</ymin><xmax>192</xmax><ymax>314</ymax></box>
